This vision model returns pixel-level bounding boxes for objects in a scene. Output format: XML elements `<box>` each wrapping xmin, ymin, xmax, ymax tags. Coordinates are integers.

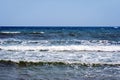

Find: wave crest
<box><xmin>0</xmin><ymin>45</ymin><xmax>120</xmax><ymax>52</ymax></box>
<box><xmin>0</xmin><ymin>60</ymin><xmax>120</xmax><ymax>67</ymax></box>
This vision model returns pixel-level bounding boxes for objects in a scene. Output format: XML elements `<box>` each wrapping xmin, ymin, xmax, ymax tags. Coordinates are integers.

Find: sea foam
<box><xmin>0</xmin><ymin>45</ymin><xmax>120</xmax><ymax>52</ymax></box>
<box><xmin>0</xmin><ymin>31</ymin><xmax>21</xmax><ymax>34</ymax></box>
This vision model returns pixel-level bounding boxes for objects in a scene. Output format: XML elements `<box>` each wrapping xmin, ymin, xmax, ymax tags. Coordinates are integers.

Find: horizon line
<box><xmin>0</xmin><ymin>25</ymin><xmax>120</xmax><ymax>27</ymax></box>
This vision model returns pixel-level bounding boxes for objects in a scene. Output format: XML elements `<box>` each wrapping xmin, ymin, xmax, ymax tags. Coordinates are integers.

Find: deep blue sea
<box><xmin>0</xmin><ymin>27</ymin><xmax>120</xmax><ymax>80</ymax></box>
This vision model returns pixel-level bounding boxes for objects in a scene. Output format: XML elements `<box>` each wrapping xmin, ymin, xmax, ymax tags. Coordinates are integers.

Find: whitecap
<box><xmin>0</xmin><ymin>45</ymin><xmax>120</xmax><ymax>52</ymax></box>
<box><xmin>0</xmin><ymin>31</ymin><xmax>21</xmax><ymax>34</ymax></box>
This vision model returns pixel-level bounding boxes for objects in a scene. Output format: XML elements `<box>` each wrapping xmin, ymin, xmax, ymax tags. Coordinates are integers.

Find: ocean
<box><xmin>0</xmin><ymin>27</ymin><xmax>120</xmax><ymax>80</ymax></box>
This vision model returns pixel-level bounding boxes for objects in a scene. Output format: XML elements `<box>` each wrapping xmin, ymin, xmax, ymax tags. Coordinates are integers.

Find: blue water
<box><xmin>0</xmin><ymin>26</ymin><xmax>120</xmax><ymax>80</ymax></box>
<box><xmin>1</xmin><ymin>27</ymin><xmax>120</xmax><ymax>41</ymax></box>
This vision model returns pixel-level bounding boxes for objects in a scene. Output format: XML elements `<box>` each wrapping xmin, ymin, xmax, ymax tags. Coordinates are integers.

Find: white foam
<box><xmin>35</xmin><ymin>31</ymin><xmax>44</xmax><ymax>33</ymax></box>
<box><xmin>0</xmin><ymin>31</ymin><xmax>21</xmax><ymax>34</ymax></box>
<box><xmin>0</xmin><ymin>45</ymin><xmax>120</xmax><ymax>52</ymax></box>
<box><xmin>0</xmin><ymin>50</ymin><xmax>120</xmax><ymax>64</ymax></box>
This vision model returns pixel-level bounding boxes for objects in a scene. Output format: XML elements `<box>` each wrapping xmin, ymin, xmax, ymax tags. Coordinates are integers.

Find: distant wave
<box><xmin>0</xmin><ymin>45</ymin><xmax>120</xmax><ymax>52</ymax></box>
<box><xmin>0</xmin><ymin>31</ymin><xmax>21</xmax><ymax>34</ymax></box>
<box><xmin>0</xmin><ymin>31</ymin><xmax>45</xmax><ymax>34</ymax></box>
<box><xmin>32</xmin><ymin>32</ymin><xmax>44</xmax><ymax>34</ymax></box>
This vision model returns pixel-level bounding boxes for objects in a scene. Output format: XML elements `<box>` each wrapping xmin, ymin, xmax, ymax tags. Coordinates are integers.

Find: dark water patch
<box><xmin>68</xmin><ymin>32</ymin><xmax>77</xmax><ymax>37</ymax></box>
<box><xmin>0</xmin><ymin>60</ymin><xmax>17</xmax><ymax>67</ymax></box>
<box><xmin>0</xmin><ymin>33</ymin><xmax>14</xmax><ymax>38</ymax></box>
<box><xmin>26</xmin><ymin>50</ymin><xmax>35</xmax><ymax>51</ymax></box>
<box><xmin>0</xmin><ymin>60</ymin><xmax>120</xmax><ymax>67</ymax></box>
<box><xmin>39</xmin><ymin>49</ymin><xmax>49</xmax><ymax>52</ymax></box>
<box><xmin>7</xmin><ymin>50</ymin><xmax>19</xmax><ymax>52</ymax></box>
<box><xmin>27</xmin><ymin>41</ymin><xmax>39</xmax><ymax>44</ymax></box>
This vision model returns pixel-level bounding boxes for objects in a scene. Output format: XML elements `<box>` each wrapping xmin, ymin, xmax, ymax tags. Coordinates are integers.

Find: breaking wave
<box><xmin>0</xmin><ymin>45</ymin><xmax>120</xmax><ymax>52</ymax></box>
<box><xmin>0</xmin><ymin>60</ymin><xmax>120</xmax><ymax>67</ymax></box>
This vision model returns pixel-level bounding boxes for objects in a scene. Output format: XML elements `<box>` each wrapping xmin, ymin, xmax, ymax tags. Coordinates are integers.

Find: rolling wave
<box><xmin>0</xmin><ymin>60</ymin><xmax>120</xmax><ymax>67</ymax></box>
<box><xmin>0</xmin><ymin>45</ymin><xmax>120</xmax><ymax>52</ymax></box>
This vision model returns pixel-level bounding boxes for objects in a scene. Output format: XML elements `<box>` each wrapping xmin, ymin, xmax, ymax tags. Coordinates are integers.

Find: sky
<box><xmin>0</xmin><ymin>0</ymin><xmax>120</xmax><ymax>26</ymax></box>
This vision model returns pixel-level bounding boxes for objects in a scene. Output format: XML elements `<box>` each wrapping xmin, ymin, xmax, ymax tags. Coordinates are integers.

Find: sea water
<box><xmin>0</xmin><ymin>27</ymin><xmax>120</xmax><ymax>80</ymax></box>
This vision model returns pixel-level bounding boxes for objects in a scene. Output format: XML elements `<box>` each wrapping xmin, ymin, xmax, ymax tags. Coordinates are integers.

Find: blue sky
<box><xmin>0</xmin><ymin>0</ymin><xmax>120</xmax><ymax>26</ymax></box>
